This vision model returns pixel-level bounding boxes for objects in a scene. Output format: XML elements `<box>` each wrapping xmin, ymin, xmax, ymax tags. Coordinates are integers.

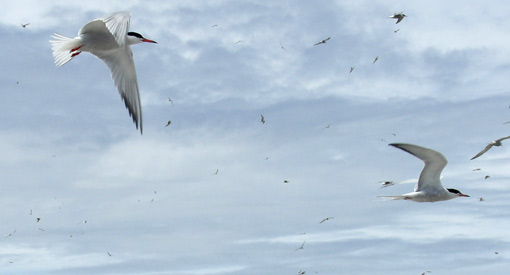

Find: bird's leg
<box><xmin>70</xmin><ymin>46</ymin><xmax>82</xmax><ymax>57</ymax></box>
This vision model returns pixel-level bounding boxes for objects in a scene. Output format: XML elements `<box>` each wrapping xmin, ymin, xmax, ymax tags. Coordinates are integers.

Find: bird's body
<box><xmin>471</xmin><ymin>136</ymin><xmax>510</xmax><ymax>160</ymax></box>
<box><xmin>50</xmin><ymin>11</ymin><xmax>156</xmax><ymax>133</ymax></box>
<box><xmin>389</xmin><ymin>13</ymin><xmax>407</xmax><ymax>24</ymax></box>
<box><xmin>379</xmin><ymin>143</ymin><xmax>469</xmax><ymax>202</ymax></box>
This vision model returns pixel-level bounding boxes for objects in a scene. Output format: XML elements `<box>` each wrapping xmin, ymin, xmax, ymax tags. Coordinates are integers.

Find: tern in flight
<box><xmin>314</xmin><ymin>37</ymin><xmax>330</xmax><ymax>45</ymax></box>
<box><xmin>379</xmin><ymin>143</ymin><xmax>469</xmax><ymax>202</ymax></box>
<box><xmin>389</xmin><ymin>13</ymin><xmax>407</xmax><ymax>24</ymax></box>
<box><xmin>471</xmin><ymin>136</ymin><xmax>510</xmax><ymax>160</ymax></box>
<box><xmin>50</xmin><ymin>11</ymin><xmax>157</xmax><ymax>134</ymax></box>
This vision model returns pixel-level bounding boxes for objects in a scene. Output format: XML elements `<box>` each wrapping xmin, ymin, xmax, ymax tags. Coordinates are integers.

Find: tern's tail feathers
<box><xmin>377</xmin><ymin>196</ymin><xmax>407</xmax><ymax>200</ymax></box>
<box><xmin>49</xmin><ymin>33</ymin><xmax>82</xmax><ymax>67</ymax></box>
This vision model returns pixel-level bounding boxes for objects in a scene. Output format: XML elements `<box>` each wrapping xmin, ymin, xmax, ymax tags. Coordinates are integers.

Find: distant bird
<box><xmin>379</xmin><ymin>143</ymin><xmax>469</xmax><ymax>202</ymax></box>
<box><xmin>373</xmin><ymin>56</ymin><xmax>379</xmax><ymax>63</ymax></box>
<box><xmin>394</xmin><ymin>29</ymin><xmax>400</xmax><ymax>33</ymax></box>
<box><xmin>283</xmin><ymin>180</ymin><xmax>289</xmax><ymax>183</ymax></box>
<box><xmin>235</xmin><ymin>40</ymin><xmax>244</xmax><ymax>44</ymax></box>
<box><xmin>504</xmin><ymin>121</ymin><xmax>510</xmax><ymax>125</ymax></box>
<box><xmin>314</xmin><ymin>37</ymin><xmax>330</xmax><ymax>46</ymax></box>
<box><xmin>167</xmin><ymin>97</ymin><xmax>174</xmax><ymax>106</ymax></box>
<box><xmin>321</xmin><ymin>124</ymin><xmax>331</xmax><ymax>131</ymax></box>
<box><xmin>211</xmin><ymin>24</ymin><xmax>218</xmax><ymax>28</ymax></box>
<box><xmin>298</xmin><ymin>270</ymin><xmax>306</xmax><ymax>275</ymax></box>
<box><xmin>165</xmin><ymin>120</ymin><xmax>172</xmax><ymax>127</ymax></box>
<box><xmin>479</xmin><ymin>197</ymin><xmax>485</xmax><ymax>201</ymax></box>
<box><xmin>471</xmin><ymin>136</ymin><xmax>510</xmax><ymax>160</ymax></box>
<box><xmin>319</xmin><ymin>217</ymin><xmax>334</xmax><ymax>223</ymax></box>
<box><xmin>349</xmin><ymin>67</ymin><xmax>355</xmax><ymax>73</ymax></box>
<box><xmin>485</xmin><ymin>175</ymin><xmax>490</xmax><ymax>180</ymax></box>
<box><xmin>279</xmin><ymin>41</ymin><xmax>287</xmax><ymax>51</ymax></box>
<box><xmin>50</xmin><ymin>11</ymin><xmax>157</xmax><ymax>134</ymax></box>
<box><xmin>212</xmin><ymin>169</ymin><xmax>219</xmax><ymax>175</ymax></box>
<box><xmin>389</xmin><ymin>13</ymin><xmax>407</xmax><ymax>24</ymax></box>
<box><xmin>472</xmin><ymin>168</ymin><xmax>481</xmax><ymax>171</ymax></box>
<box><xmin>107</xmin><ymin>252</ymin><xmax>112</xmax><ymax>256</ymax></box>
<box><xmin>260</xmin><ymin>114</ymin><xmax>265</xmax><ymax>124</ymax></box>
<box><xmin>295</xmin><ymin>241</ymin><xmax>305</xmax><ymax>251</ymax></box>
<box><xmin>21</xmin><ymin>23</ymin><xmax>30</xmax><ymax>28</ymax></box>
<box><xmin>36</xmin><ymin>218</ymin><xmax>40</xmax><ymax>222</ymax></box>
<box><xmin>379</xmin><ymin>180</ymin><xmax>395</xmax><ymax>188</ymax></box>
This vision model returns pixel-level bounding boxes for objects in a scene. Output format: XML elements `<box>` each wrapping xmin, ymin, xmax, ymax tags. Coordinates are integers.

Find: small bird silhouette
<box><xmin>260</xmin><ymin>114</ymin><xmax>265</xmax><ymax>124</ymax></box>
<box><xmin>279</xmin><ymin>41</ymin><xmax>287</xmax><ymax>51</ymax></box>
<box><xmin>389</xmin><ymin>13</ymin><xmax>407</xmax><ymax>24</ymax></box>
<box><xmin>21</xmin><ymin>23</ymin><xmax>30</xmax><ymax>28</ymax></box>
<box><xmin>165</xmin><ymin>121</ymin><xmax>172</xmax><ymax>127</ymax></box>
<box><xmin>320</xmin><ymin>217</ymin><xmax>334</xmax><ymax>223</ymax></box>
<box><xmin>373</xmin><ymin>56</ymin><xmax>379</xmax><ymax>63</ymax></box>
<box><xmin>314</xmin><ymin>37</ymin><xmax>330</xmax><ymax>45</ymax></box>
<box><xmin>295</xmin><ymin>241</ymin><xmax>305</xmax><ymax>251</ymax></box>
<box><xmin>349</xmin><ymin>67</ymin><xmax>355</xmax><ymax>73</ymax></box>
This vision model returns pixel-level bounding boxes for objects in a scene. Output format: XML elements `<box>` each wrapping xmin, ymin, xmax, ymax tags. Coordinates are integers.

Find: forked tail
<box><xmin>49</xmin><ymin>33</ymin><xmax>82</xmax><ymax>67</ymax></box>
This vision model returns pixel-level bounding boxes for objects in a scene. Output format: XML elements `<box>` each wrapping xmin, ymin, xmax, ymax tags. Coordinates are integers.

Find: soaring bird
<box><xmin>314</xmin><ymin>37</ymin><xmax>330</xmax><ymax>45</ymax></box>
<box><xmin>471</xmin><ymin>136</ymin><xmax>510</xmax><ymax>160</ymax></box>
<box><xmin>50</xmin><ymin>11</ymin><xmax>157</xmax><ymax>134</ymax></box>
<box><xmin>379</xmin><ymin>143</ymin><xmax>469</xmax><ymax>202</ymax></box>
<box><xmin>389</xmin><ymin>13</ymin><xmax>407</xmax><ymax>24</ymax></box>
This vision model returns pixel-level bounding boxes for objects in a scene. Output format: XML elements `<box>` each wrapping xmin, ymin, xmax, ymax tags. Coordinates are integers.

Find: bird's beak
<box><xmin>460</xmin><ymin>194</ymin><xmax>470</xmax><ymax>197</ymax></box>
<box><xmin>142</xmin><ymin>39</ymin><xmax>157</xmax><ymax>43</ymax></box>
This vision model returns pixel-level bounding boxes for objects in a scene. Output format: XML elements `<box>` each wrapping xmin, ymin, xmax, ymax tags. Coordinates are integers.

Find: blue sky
<box><xmin>1</xmin><ymin>0</ymin><xmax>510</xmax><ymax>274</ymax></box>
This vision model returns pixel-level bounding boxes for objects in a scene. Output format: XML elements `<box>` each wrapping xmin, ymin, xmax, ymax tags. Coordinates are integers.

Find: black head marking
<box><xmin>128</xmin><ymin>32</ymin><xmax>144</xmax><ymax>39</ymax></box>
<box><xmin>447</xmin><ymin>188</ymin><xmax>462</xmax><ymax>195</ymax></box>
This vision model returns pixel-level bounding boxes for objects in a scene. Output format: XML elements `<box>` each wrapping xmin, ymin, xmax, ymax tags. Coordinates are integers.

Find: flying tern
<box><xmin>470</xmin><ymin>136</ymin><xmax>510</xmax><ymax>160</ymax></box>
<box><xmin>379</xmin><ymin>143</ymin><xmax>469</xmax><ymax>202</ymax></box>
<box><xmin>389</xmin><ymin>13</ymin><xmax>407</xmax><ymax>24</ymax></box>
<box><xmin>50</xmin><ymin>11</ymin><xmax>157</xmax><ymax>134</ymax></box>
<box><xmin>314</xmin><ymin>37</ymin><xmax>330</xmax><ymax>45</ymax></box>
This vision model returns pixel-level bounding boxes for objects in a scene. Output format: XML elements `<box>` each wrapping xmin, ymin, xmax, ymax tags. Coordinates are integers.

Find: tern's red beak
<box><xmin>460</xmin><ymin>194</ymin><xmax>470</xmax><ymax>197</ymax></box>
<box><xmin>142</xmin><ymin>39</ymin><xmax>157</xmax><ymax>43</ymax></box>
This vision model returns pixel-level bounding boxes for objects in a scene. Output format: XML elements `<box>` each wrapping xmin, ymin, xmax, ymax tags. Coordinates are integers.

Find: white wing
<box><xmin>102</xmin><ymin>11</ymin><xmax>130</xmax><ymax>47</ymax></box>
<box><xmin>79</xmin><ymin>11</ymin><xmax>130</xmax><ymax>47</ymax></box>
<box><xmin>470</xmin><ymin>144</ymin><xmax>493</xmax><ymax>160</ymax></box>
<box><xmin>93</xmin><ymin>46</ymin><xmax>143</xmax><ymax>133</ymax></box>
<box><xmin>390</xmin><ymin>143</ymin><xmax>447</xmax><ymax>191</ymax></box>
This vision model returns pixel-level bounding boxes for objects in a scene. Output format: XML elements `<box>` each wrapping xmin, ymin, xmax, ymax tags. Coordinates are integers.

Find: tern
<box><xmin>470</xmin><ymin>136</ymin><xmax>510</xmax><ymax>160</ymax></box>
<box><xmin>314</xmin><ymin>37</ymin><xmax>330</xmax><ymax>46</ymax></box>
<box><xmin>379</xmin><ymin>143</ymin><xmax>469</xmax><ymax>202</ymax></box>
<box><xmin>50</xmin><ymin>11</ymin><xmax>157</xmax><ymax>134</ymax></box>
<box><xmin>389</xmin><ymin>13</ymin><xmax>407</xmax><ymax>24</ymax></box>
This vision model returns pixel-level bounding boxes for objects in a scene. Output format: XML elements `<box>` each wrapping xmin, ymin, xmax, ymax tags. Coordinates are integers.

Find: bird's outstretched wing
<box><xmin>93</xmin><ymin>46</ymin><xmax>143</xmax><ymax>133</ymax></box>
<box><xmin>496</xmin><ymin>135</ymin><xmax>510</xmax><ymax>143</ymax></box>
<box><xmin>389</xmin><ymin>143</ymin><xmax>447</xmax><ymax>191</ymax></box>
<box><xmin>102</xmin><ymin>11</ymin><xmax>130</xmax><ymax>47</ymax></box>
<box><xmin>471</xmin><ymin>144</ymin><xmax>493</xmax><ymax>160</ymax></box>
<box><xmin>79</xmin><ymin>12</ymin><xmax>130</xmax><ymax>47</ymax></box>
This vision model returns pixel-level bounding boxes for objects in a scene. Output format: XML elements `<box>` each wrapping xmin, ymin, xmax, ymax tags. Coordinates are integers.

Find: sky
<box><xmin>1</xmin><ymin>0</ymin><xmax>510</xmax><ymax>274</ymax></box>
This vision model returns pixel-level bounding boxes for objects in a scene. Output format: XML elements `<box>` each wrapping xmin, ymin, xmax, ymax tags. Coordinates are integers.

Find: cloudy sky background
<box><xmin>1</xmin><ymin>0</ymin><xmax>510</xmax><ymax>274</ymax></box>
